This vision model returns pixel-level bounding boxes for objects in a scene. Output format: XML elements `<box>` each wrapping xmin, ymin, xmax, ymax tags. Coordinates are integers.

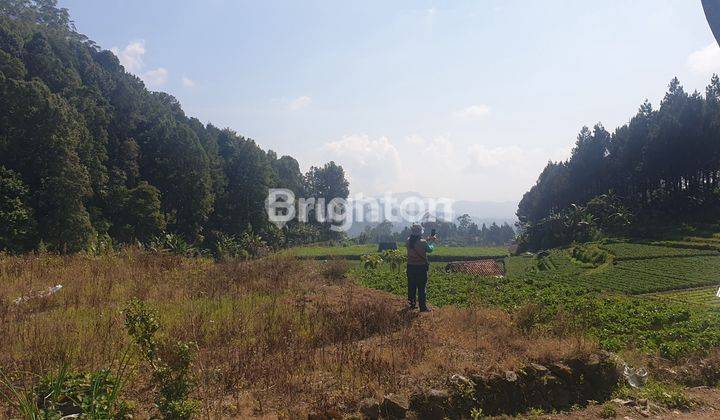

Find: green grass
<box><xmin>282</xmin><ymin>244</ymin><xmax>377</xmax><ymax>257</ymax></box>
<box><xmin>283</xmin><ymin>244</ymin><xmax>508</xmax><ymax>259</ymax></box>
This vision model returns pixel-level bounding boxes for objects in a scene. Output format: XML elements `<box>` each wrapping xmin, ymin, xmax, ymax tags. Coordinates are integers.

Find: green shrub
<box><xmin>124</xmin><ymin>299</ymin><xmax>198</xmax><ymax>419</ymax></box>
<box><xmin>571</xmin><ymin>243</ymin><xmax>612</xmax><ymax>266</ymax></box>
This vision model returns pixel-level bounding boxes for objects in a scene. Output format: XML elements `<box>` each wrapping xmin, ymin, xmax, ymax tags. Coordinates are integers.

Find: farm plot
<box><xmin>285</xmin><ymin>244</ymin><xmax>508</xmax><ymax>260</ymax></box>
<box><xmin>582</xmin><ymin>255</ymin><xmax>720</xmax><ymax>294</ymax></box>
<box><xmin>283</xmin><ymin>244</ymin><xmax>377</xmax><ymax>258</ymax></box>
<box><xmin>599</xmin><ymin>242</ymin><xmax>716</xmax><ymax>260</ymax></box>
<box><xmin>651</xmin><ymin>286</ymin><xmax>720</xmax><ymax>310</ymax></box>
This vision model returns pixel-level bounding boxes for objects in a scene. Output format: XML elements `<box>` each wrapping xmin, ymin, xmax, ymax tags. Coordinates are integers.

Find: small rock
<box><xmin>358</xmin><ymin>398</ymin><xmax>379</xmax><ymax>420</ymax></box>
<box><xmin>449</xmin><ymin>373</ymin><xmax>473</xmax><ymax>389</ymax></box>
<box><xmin>427</xmin><ymin>389</ymin><xmax>450</xmax><ymax>403</ymax></box>
<box><xmin>530</xmin><ymin>363</ymin><xmax>550</xmax><ymax>376</ymax></box>
<box><xmin>611</xmin><ymin>398</ymin><xmax>635</xmax><ymax>407</ymax></box>
<box><xmin>549</xmin><ymin>362</ymin><xmax>574</xmax><ymax>381</ymax></box>
<box><xmin>380</xmin><ymin>394</ymin><xmax>408</xmax><ymax>419</ymax></box>
<box><xmin>505</xmin><ymin>370</ymin><xmax>519</xmax><ymax>382</ymax></box>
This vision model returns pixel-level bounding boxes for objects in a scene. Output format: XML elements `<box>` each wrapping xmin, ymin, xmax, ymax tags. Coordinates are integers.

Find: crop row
<box><xmin>651</xmin><ymin>286</ymin><xmax>720</xmax><ymax>309</ymax></box>
<box><xmin>599</xmin><ymin>242</ymin><xmax>716</xmax><ymax>260</ymax></box>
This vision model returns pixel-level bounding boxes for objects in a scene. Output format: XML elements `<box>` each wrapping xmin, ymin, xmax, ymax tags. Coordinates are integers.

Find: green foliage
<box><xmin>108</xmin><ymin>181</ymin><xmax>166</xmax><ymax>243</ymax></box>
<box><xmin>614</xmin><ymin>380</ymin><xmax>691</xmax><ymax>409</ymax></box>
<box><xmin>353</xmin><ymin>264</ymin><xmax>483</xmax><ymax>307</ymax></box>
<box><xmin>518</xmin><ymin>76</ymin><xmax>720</xmax><ymax>233</ymax></box>
<box><xmin>0</xmin><ymin>166</ymin><xmax>36</xmax><ymax>253</ymax></box>
<box><xmin>206</xmin><ymin>231</ymin><xmax>249</xmax><ymax>261</ymax></box>
<box><xmin>570</xmin><ymin>243</ymin><xmax>613</xmax><ymax>266</ymax></box>
<box><xmin>124</xmin><ymin>299</ymin><xmax>198</xmax><ymax>420</ymax></box>
<box><xmin>655</xmin><ymin>286</ymin><xmax>720</xmax><ymax>309</ymax></box>
<box><xmin>598</xmin><ymin>402</ymin><xmax>617</xmax><ymax>418</ymax></box>
<box><xmin>0</xmin><ymin>362</ymin><xmax>133</xmax><ymax>420</ymax></box>
<box><xmin>360</xmin><ymin>253</ymin><xmax>383</xmax><ymax>269</ymax></box>
<box><xmin>599</xmin><ymin>242</ymin><xmax>714</xmax><ymax>260</ymax></box>
<box><xmin>0</xmin><ymin>1</ymin><xmax>350</xmax><ymax>253</ymax></box>
<box><xmin>148</xmin><ymin>233</ymin><xmax>198</xmax><ymax>257</ymax></box>
<box><xmin>32</xmin><ymin>366</ymin><xmax>133</xmax><ymax>419</ymax></box>
<box><xmin>380</xmin><ymin>249</ymin><xmax>406</xmax><ymax>270</ymax></box>
<box><xmin>352</xmin><ymin>250</ymin><xmax>720</xmax><ymax>360</ymax></box>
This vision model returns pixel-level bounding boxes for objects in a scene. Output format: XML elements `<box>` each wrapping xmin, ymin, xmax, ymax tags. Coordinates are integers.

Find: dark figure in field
<box><xmin>406</xmin><ymin>223</ymin><xmax>436</xmax><ymax>312</ymax></box>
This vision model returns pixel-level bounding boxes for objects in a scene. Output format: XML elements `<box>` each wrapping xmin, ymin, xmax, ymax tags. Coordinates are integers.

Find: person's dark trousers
<box><xmin>407</xmin><ymin>264</ymin><xmax>429</xmax><ymax>310</ymax></box>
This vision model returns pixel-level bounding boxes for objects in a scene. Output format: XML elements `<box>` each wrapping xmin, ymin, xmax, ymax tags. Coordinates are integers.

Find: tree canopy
<box><xmin>0</xmin><ymin>0</ymin><xmax>349</xmax><ymax>252</ymax></box>
<box><xmin>518</xmin><ymin>76</ymin><xmax>720</xmax><ymax>230</ymax></box>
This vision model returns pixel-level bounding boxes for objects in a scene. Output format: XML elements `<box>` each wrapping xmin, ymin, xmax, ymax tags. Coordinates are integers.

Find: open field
<box><xmin>3</xmin><ymin>239</ymin><xmax>720</xmax><ymax>417</ymax></box>
<box><xmin>283</xmin><ymin>243</ymin><xmax>509</xmax><ymax>260</ymax></box>
<box><xmin>0</xmin><ymin>249</ymin><xmax>596</xmax><ymax>418</ymax></box>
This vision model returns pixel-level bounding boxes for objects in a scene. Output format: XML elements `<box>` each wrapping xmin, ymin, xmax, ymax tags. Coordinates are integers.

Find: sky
<box><xmin>59</xmin><ymin>0</ymin><xmax>720</xmax><ymax>203</ymax></box>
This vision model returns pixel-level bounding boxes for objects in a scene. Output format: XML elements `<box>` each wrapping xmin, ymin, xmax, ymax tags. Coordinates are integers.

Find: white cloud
<box><xmin>687</xmin><ymin>43</ymin><xmax>720</xmax><ymax>74</ymax></box>
<box><xmin>110</xmin><ymin>40</ymin><xmax>145</xmax><ymax>74</ymax></box>
<box><xmin>405</xmin><ymin>134</ymin><xmax>425</xmax><ymax>146</ymax></box>
<box><xmin>182</xmin><ymin>76</ymin><xmax>196</xmax><ymax>88</ymax></box>
<box><xmin>144</xmin><ymin>68</ymin><xmax>168</xmax><ymax>88</ymax></box>
<box><xmin>467</xmin><ymin>144</ymin><xmax>526</xmax><ymax>169</ymax></box>
<box><xmin>287</xmin><ymin>95</ymin><xmax>312</xmax><ymax>111</ymax></box>
<box><xmin>456</xmin><ymin>104</ymin><xmax>491</xmax><ymax>119</ymax></box>
<box><xmin>324</xmin><ymin>135</ymin><xmax>402</xmax><ymax>194</ymax></box>
<box><xmin>111</xmin><ymin>40</ymin><xmax>169</xmax><ymax>89</ymax></box>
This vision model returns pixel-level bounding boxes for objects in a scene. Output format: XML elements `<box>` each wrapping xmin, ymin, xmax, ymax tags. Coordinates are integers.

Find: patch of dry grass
<box><xmin>0</xmin><ymin>249</ymin><xmax>595</xmax><ymax>418</ymax></box>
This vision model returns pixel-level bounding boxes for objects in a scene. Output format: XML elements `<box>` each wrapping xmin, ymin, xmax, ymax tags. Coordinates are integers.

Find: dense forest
<box><xmin>517</xmin><ymin>76</ymin><xmax>720</xmax><ymax>250</ymax></box>
<box><xmin>0</xmin><ymin>0</ymin><xmax>350</xmax><ymax>254</ymax></box>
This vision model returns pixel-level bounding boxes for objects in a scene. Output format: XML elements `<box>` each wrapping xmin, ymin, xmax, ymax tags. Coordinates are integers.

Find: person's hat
<box><xmin>410</xmin><ymin>223</ymin><xmax>423</xmax><ymax>236</ymax></box>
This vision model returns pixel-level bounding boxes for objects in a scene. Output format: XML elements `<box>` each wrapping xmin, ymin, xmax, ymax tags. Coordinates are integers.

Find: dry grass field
<box><xmin>0</xmin><ymin>249</ymin><xmax>595</xmax><ymax>418</ymax></box>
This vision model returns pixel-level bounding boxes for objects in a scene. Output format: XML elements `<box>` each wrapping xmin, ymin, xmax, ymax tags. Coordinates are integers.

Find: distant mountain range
<box><xmin>345</xmin><ymin>192</ymin><xmax>518</xmax><ymax>237</ymax></box>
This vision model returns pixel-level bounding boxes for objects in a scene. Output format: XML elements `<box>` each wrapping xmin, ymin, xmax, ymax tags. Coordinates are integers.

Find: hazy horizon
<box><xmin>59</xmin><ymin>0</ymin><xmax>720</xmax><ymax>202</ymax></box>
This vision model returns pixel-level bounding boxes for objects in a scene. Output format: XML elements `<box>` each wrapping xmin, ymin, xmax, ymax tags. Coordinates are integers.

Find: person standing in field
<box><xmin>406</xmin><ymin>223</ymin><xmax>436</xmax><ymax>312</ymax></box>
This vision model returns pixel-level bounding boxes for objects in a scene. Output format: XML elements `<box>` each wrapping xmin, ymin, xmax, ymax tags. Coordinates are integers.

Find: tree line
<box><xmin>517</xmin><ymin>76</ymin><xmax>720</xmax><ymax>249</ymax></box>
<box><xmin>357</xmin><ymin>215</ymin><xmax>516</xmax><ymax>247</ymax></box>
<box><xmin>0</xmin><ymin>0</ymin><xmax>349</xmax><ymax>254</ymax></box>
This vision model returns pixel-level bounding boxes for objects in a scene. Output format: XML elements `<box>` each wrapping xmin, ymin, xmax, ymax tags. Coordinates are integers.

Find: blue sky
<box><xmin>60</xmin><ymin>0</ymin><xmax>720</xmax><ymax>202</ymax></box>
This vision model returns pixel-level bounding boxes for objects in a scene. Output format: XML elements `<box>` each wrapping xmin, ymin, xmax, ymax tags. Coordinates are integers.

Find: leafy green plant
<box><xmin>1</xmin><ymin>363</ymin><xmax>133</xmax><ymax>419</ymax></box>
<box><xmin>381</xmin><ymin>249</ymin><xmax>406</xmax><ymax>270</ymax></box>
<box><xmin>239</xmin><ymin>227</ymin><xmax>269</xmax><ymax>258</ymax></box>
<box><xmin>124</xmin><ymin>299</ymin><xmax>199</xmax><ymax>419</ymax></box>
<box><xmin>148</xmin><ymin>234</ymin><xmax>197</xmax><ymax>257</ymax></box>
<box><xmin>360</xmin><ymin>253</ymin><xmax>383</xmax><ymax>269</ymax></box>
<box><xmin>209</xmin><ymin>232</ymin><xmax>248</xmax><ymax>261</ymax></box>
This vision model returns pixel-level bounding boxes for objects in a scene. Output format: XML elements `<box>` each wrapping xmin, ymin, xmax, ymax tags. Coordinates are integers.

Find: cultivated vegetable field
<box><xmin>285</xmin><ymin>244</ymin><xmax>508</xmax><ymax>260</ymax></box>
<box><xmin>599</xmin><ymin>242</ymin><xmax>717</xmax><ymax>260</ymax></box>
<box><xmin>651</xmin><ymin>286</ymin><xmax>720</xmax><ymax>309</ymax></box>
